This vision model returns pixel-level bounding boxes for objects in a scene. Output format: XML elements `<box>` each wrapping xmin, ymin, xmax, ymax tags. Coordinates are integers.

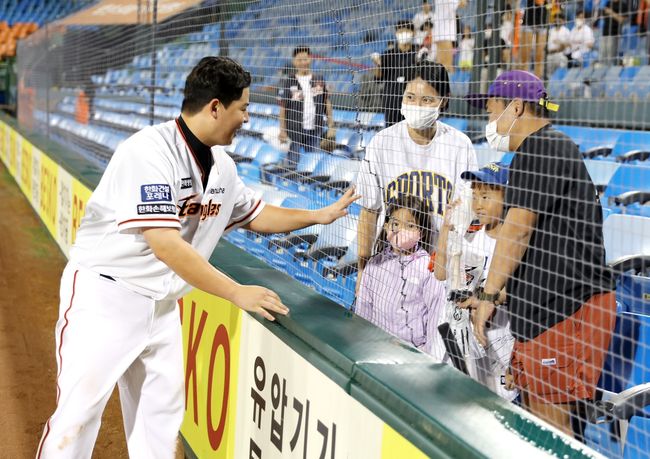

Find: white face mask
<box><xmin>400</xmin><ymin>103</ymin><xmax>440</xmax><ymax>129</ymax></box>
<box><xmin>396</xmin><ymin>31</ymin><xmax>413</xmax><ymax>45</ymax></box>
<box><xmin>575</xmin><ymin>18</ymin><xmax>585</xmax><ymax>28</ymax></box>
<box><xmin>485</xmin><ymin>102</ymin><xmax>516</xmax><ymax>152</ymax></box>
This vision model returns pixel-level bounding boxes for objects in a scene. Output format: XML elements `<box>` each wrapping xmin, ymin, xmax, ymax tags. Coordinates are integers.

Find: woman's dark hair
<box><xmin>374</xmin><ymin>194</ymin><xmax>434</xmax><ymax>255</ymax></box>
<box><xmin>409</xmin><ymin>62</ymin><xmax>451</xmax><ymax>112</ymax></box>
<box><xmin>396</xmin><ymin>19</ymin><xmax>415</xmax><ymax>32</ymax></box>
<box><xmin>181</xmin><ymin>56</ymin><xmax>251</xmax><ymax>114</ymax></box>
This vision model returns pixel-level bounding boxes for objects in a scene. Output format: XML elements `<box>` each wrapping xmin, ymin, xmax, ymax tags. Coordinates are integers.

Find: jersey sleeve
<box><xmin>356</xmin><ymin>140</ymin><xmax>383</xmax><ymax>210</ymax></box>
<box><xmin>225</xmin><ymin>175</ymin><xmax>266</xmax><ymax>231</ymax></box>
<box><xmin>112</xmin><ymin>138</ymin><xmax>181</xmax><ymax>234</ymax></box>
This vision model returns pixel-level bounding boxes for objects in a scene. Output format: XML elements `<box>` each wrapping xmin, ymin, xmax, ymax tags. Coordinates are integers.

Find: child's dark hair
<box><xmin>374</xmin><ymin>195</ymin><xmax>433</xmax><ymax>255</ymax></box>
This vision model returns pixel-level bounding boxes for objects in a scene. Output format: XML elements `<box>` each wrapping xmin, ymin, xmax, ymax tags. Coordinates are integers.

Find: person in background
<box><xmin>356</xmin><ymin>62</ymin><xmax>477</xmax><ymax>293</ymax></box>
<box><xmin>568</xmin><ymin>10</ymin><xmax>595</xmax><ymax>67</ymax></box>
<box><xmin>413</xmin><ymin>0</ymin><xmax>435</xmax><ymax>32</ymax></box>
<box><xmin>433</xmin><ymin>162</ymin><xmax>517</xmax><ymax>402</ymax></box>
<box><xmin>464</xmin><ymin>70</ymin><xmax>615</xmax><ymax>438</ymax></box>
<box><xmin>433</xmin><ymin>0</ymin><xmax>466</xmax><ymax>74</ymax></box>
<box><xmin>356</xmin><ymin>195</ymin><xmax>445</xmax><ymax>351</ymax></box>
<box><xmin>599</xmin><ymin>0</ymin><xmax>628</xmax><ymax>65</ymax></box>
<box><xmin>416</xmin><ymin>20</ymin><xmax>436</xmax><ymax>62</ymax></box>
<box><xmin>517</xmin><ymin>0</ymin><xmax>549</xmax><ymax>78</ymax></box>
<box><xmin>278</xmin><ymin>46</ymin><xmax>336</xmax><ymax>168</ymax></box>
<box><xmin>500</xmin><ymin>9</ymin><xmax>515</xmax><ymax>68</ymax></box>
<box><xmin>459</xmin><ymin>24</ymin><xmax>475</xmax><ymax>70</ymax></box>
<box><xmin>358</xmin><ymin>52</ymin><xmax>384</xmax><ymax>112</ymax></box>
<box><xmin>379</xmin><ymin>20</ymin><xmax>418</xmax><ymax>127</ymax></box>
<box><xmin>546</xmin><ymin>13</ymin><xmax>571</xmax><ymax>76</ymax></box>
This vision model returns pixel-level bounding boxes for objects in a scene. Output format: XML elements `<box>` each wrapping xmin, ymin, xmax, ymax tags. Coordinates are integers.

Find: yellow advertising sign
<box><xmin>19</xmin><ymin>139</ymin><xmax>33</xmax><ymax>198</ymax></box>
<box><xmin>381</xmin><ymin>424</ymin><xmax>428</xmax><ymax>459</ymax></box>
<box><xmin>8</xmin><ymin>129</ymin><xmax>17</xmax><ymax>176</ymax></box>
<box><xmin>71</xmin><ymin>178</ymin><xmax>92</xmax><ymax>248</ymax></box>
<box><xmin>39</xmin><ymin>153</ymin><xmax>59</xmax><ymax>236</ymax></box>
<box><xmin>180</xmin><ymin>291</ymin><xmax>243</xmax><ymax>459</ymax></box>
<box><xmin>0</xmin><ymin>121</ymin><xmax>6</xmax><ymax>163</ymax></box>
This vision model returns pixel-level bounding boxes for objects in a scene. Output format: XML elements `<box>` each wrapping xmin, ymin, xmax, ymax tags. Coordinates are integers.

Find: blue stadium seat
<box><xmin>608</xmin><ymin>131</ymin><xmax>650</xmax><ymax>163</ymax></box>
<box><xmin>602</xmin><ymin>164</ymin><xmax>650</xmax><ymax>212</ymax></box>
<box><xmin>602</xmin><ymin>214</ymin><xmax>650</xmax><ymax>266</ymax></box>
<box><xmin>441</xmin><ymin>117</ymin><xmax>468</xmax><ymax>133</ymax></box>
<box><xmin>584</xmin><ymin>160</ymin><xmax>621</xmax><ymax>192</ymax></box>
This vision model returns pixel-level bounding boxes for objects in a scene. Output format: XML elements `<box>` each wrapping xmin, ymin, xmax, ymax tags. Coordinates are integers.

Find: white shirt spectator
<box><xmin>413</xmin><ymin>10</ymin><xmax>435</xmax><ymax>32</ymax></box>
<box><xmin>569</xmin><ymin>22</ymin><xmax>595</xmax><ymax>60</ymax></box>
<box><xmin>548</xmin><ymin>25</ymin><xmax>571</xmax><ymax>54</ymax></box>
<box><xmin>296</xmin><ymin>74</ymin><xmax>316</xmax><ymax>130</ymax></box>
<box><xmin>433</xmin><ymin>0</ymin><xmax>461</xmax><ymax>42</ymax></box>
<box><xmin>459</xmin><ymin>37</ymin><xmax>475</xmax><ymax>68</ymax></box>
<box><xmin>500</xmin><ymin>17</ymin><xmax>514</xmax><ymax>47</ymax></box>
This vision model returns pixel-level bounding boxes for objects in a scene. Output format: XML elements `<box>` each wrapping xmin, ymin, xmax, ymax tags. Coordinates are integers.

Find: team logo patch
<box><xmin>208</xmin><ymin>187</ymin><xmax>225</xmax><ymax>195</ymax></box>
<box><xmin>541</xmin><ymin>358</ymin><xmax>557</xmax><ymax>366</ymax></box>
<box><xmin>181</xmin><ymin>177</ymin><xmax>193</xmax><ymax>190</ymax></box>
<box><xmin>141</xmin><ymin>184</ymin><xmax>172</xmax><ymax>202</ymax></box>
<box><xmin>137</xmin><ymin>204</ymin><xmax>177</xmax><ymax>215</ymax></box>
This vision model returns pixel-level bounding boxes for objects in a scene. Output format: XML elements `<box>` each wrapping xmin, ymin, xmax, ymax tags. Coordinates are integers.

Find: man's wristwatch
<box><xmin>475</xmin><ymin>287</ymin><xmax>500</xmax><ymax>304</ymax></box>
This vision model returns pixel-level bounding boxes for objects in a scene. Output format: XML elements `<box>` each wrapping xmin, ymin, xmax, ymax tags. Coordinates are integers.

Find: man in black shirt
<box><xmin>278</xmin><ymin>46</ymin><xmax>336</xmax><ymax>167</ymax></box>
<box><xmin>380</xmin><ymin>20</ymin><xmax>418</xmax><ymax>127</ymax></box>
<box><xmin>600</xmin><ymin>0</ymin><xmax>628</xmax><ymax>64</ymax></box>
<box><xmin>463</xmin><ymin>71</ymin><xmax>616</xmax><ymax>437</ymax></box>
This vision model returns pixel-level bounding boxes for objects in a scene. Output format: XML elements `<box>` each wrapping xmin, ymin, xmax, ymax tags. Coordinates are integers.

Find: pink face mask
<box><xmin>387</xmin><ymin>229</ymin><xmax>421</xmax><ymax>252</ymax></box>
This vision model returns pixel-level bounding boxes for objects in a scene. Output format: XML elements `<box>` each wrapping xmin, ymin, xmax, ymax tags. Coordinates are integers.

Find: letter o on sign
<box><xmin>206</xmin><ymin>324</ymin><xmax>230</xmax><ymax>450</ymax></box>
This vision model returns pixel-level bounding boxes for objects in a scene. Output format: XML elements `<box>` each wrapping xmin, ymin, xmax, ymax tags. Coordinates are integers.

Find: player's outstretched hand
<box><xmin>316</xmin><ymin>187</ymin><xmax>361</xmax><ymax>224</ymax></box>
<box><xmin>231</xmin><ymin>285</ymin><xmax>289</xmax><ymax>321</ymax></box>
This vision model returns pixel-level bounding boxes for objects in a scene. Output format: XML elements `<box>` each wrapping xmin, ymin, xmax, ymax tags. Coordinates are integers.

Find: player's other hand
<box><xmin>315</xmin><ymin>187</ymin><xmax>361</xmax><ymax>224</ymax></box>
<box><xmin>231</xmin><ymin>285</ymin><xmax>289</xmax><ymax>321</ymax></box>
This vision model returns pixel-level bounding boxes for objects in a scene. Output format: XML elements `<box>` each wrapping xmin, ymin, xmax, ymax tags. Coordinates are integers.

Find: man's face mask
<box><xmin>485</xmin><ymin>100</ymin><xmax>517</xmax><ymax>152</ymax></box>
<box><xmin>396</xmin><ymin>31</ymin><xmax>414</xmax><ymax>45</ymax></box>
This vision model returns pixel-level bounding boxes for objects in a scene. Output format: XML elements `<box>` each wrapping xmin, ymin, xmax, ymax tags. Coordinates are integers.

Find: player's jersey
<box><xmin>436</xmin><ymin>227</ymin><xmax>517</xmax><ymax>401</ymax></box>
<box><xmin>70</xmin><ymin>119</ymin><xmax>264</xmax><ymax>301</ymax></box>
<box><xmin>356</xmin><ymin>119</ymin><xmax>477</xmax><ymax>235</ymax></box>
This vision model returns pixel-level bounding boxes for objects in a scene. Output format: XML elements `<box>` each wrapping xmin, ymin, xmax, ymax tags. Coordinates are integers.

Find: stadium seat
<box><xmin>608</xmin><ymin>132</ymin><xmax>650</xmax><ymax>163</ymax></box>
<box><xmin>602</xmin><ymin>164</ymin><xmax>650</xmax><ymax>212</ymax></box>
<box><xmin>584</xmin><ymin>160</ymin><xmax>621</xmax><ymax>193</ymax></box>
<box><xmin>602</xmin><ymin>214</ymin><xmax>650</xmax><ymax>267</ymax></box>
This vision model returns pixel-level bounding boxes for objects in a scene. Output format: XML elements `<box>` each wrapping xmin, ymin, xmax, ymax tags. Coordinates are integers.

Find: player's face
<box><xmin>403</xmin><ymin>77</ymin><xmax>443</xmax><ymax>107</ymax></box>
<box><xmin>214</xmin><ymin>87</ymin><xmax>250</xmax><ymax>145</ymax></box>
<box><xmin>293</xmin><ymin>52</ymin><xmax>311</xmax><ymax>73</ymax></box>
<box><xmin>471</xmin><ymin>183</ymin><xmax>504</xmax><ymax>229</ymax></box>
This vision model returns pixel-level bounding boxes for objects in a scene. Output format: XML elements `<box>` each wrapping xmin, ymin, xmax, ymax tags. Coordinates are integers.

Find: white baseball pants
<box><xmin>36</xmin><ymin>262</ymin><xmax>185</xmax><ymax>459</ymax></box>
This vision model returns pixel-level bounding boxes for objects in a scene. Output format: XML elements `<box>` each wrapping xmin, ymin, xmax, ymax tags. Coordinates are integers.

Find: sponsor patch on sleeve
<box><xmin>140</xmin><ymin>184</ymin><xmax>172</xmax><ymax>202</ymax></box>
<box><xmin>137</xmin><ymin>204</ymin><xmax>177</xmax><ymax>215</ymax></box>
<box><xmin>180</xmin><ymin>177</ymin><xmax>193</xmax><ymax>190</ymax></box>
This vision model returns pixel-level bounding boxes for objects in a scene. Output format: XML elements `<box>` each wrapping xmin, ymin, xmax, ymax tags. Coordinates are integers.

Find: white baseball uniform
<box><xmin>430</xmin><ymin>227</ymin><xmax>518</xmax><ymax>402</ymax></box>
<box><xmin>37</xmin><ymin>118</ymin><xmax>264</xmax><ymax>459</ymax></box>
<box><xmin>356</xmin><ymin>119</ymin><xmax>477</xmax><ymax>238</ymax></box>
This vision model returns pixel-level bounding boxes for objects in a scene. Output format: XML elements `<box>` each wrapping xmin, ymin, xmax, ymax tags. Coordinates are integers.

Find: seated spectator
<box><xmin>568</xmin><ymin>11</ymin><xmax>595</xmax><ymax>67</ymax></box>
<box><xmin>459</xmin><ymin>25</ymin><xmax>475</xmax><ymax>70</ymax></box>
<box><xmin>358</xmin><ymin>52</ymin><xmax>384</xmax><ymax>112</ymax></box>
<box><xmin>547</xmin><ymin>14</ymin><xmax>571</xmax><ymax>76</ymax></box>
<box><xmin>356</xmin><ymin>195</ymin><xmax>445</xmax><ymax>351</ymax></box>
<box><xmin>432</xmin><ymin>162</ymin><xmax>517</xmax><ymax>402</ymax></box>
<box><xmin>416</xmin><ymin>20</ymin><xmax>436</xmax><ymax>62</ymax></box>
<box><xmin>413</xmin><ymin>0</ymin><xmax>435</xmax><ymax>32</ymax></box>
<box><xmin>599</xmin><ymin>0</ymin><xmax>629</xmax><ymax>65</ymax></box>
<box><xmin>278</xmin><ymin>46</ymin><xmax>336</xmax><ymax>168</ymax></box>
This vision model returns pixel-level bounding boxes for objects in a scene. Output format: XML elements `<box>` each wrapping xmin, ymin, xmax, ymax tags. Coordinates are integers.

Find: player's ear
<box><xmin>209</xmin><ymin>99</ymin><xmax>221</xmax><ymax>119</ymax></box>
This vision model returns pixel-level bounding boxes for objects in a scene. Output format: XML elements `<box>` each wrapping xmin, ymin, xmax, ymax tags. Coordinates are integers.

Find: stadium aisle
<box><xmin>0</xmin><ymin>161</ymin><xmax>129</xmax><ymax>457</ymax></box>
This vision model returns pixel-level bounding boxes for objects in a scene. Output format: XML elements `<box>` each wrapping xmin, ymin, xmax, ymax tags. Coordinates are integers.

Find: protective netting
<box><xmin>15</xmin><ymin>0</ymin><xmax>650</xmax><ymax>456</ymax></box>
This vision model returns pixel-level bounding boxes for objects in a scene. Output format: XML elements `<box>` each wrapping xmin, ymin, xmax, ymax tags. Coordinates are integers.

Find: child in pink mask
<box><xmin>355</xmin><ymin>195</ymin><xmax>445</xmax><ymax>350</ymax></box>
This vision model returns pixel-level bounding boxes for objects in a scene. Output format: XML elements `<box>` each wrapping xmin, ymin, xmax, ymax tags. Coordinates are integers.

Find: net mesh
<box><xmin>15</xmin><ymin>0</ymin><xmax>650</xmax><ymax>456</ymax></box>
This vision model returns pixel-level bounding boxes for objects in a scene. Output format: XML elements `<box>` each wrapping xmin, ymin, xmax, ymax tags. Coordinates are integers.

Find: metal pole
<box><xmin>45</xmin><ymin>24</ymin><xmax>50</xmax><ymax>138</ymax></box>
<box><xmin>149</xmin><ymin>0</ymin><xmax>158</xmax><ymax>126</ymax></box>
<box><xmin>470</xmin><ymin>0</ymin><xmax>487</xmax><ymax>97</ymax></box>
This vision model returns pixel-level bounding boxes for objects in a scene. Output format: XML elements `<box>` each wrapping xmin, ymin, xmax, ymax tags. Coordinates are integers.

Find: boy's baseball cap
<box><xmin>461</xmin><ymin>161</ymin><xmax>509</xmax><ymax>185</ymax></box>
<box><xmin>466</xmin><ymin>70</ymin><xmax>559</xmax><ymax>112</ymax></box>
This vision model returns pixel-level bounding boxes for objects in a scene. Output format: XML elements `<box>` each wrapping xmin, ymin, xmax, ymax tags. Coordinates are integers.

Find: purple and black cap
<box><xmin>466</xmin><ymin>70</ymin><xmax>559</xmax><ymax>112</ymax></box>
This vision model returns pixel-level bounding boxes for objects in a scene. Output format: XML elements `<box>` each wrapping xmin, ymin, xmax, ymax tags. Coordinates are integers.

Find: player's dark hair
<box><xmin>396</xmin><ymin>19</ymin><xmax>415</xmax><ymax>32</ymax></box>
<box><xmin>420</xmin><ymin>20</ymin><xmax>433</xmax><ymax>31</ymax></box>
<box><xmin>292</xmin><ymin>46</ymin><xmax>311</xmax><ymax>57</ymax></box>
<box><xmin>408</xmin><ymin>62</ymin><xmax>451</xmax><ymax>112</ymax></box>
<box><xmin>181</xmin><ymin>56</ymin><xmax>251</xmax><ymax>114</ymax></box>
<box><xmin>374</xmin><ymin>195</ymin><xmax>433</xmax><ymax>255</ymax></box>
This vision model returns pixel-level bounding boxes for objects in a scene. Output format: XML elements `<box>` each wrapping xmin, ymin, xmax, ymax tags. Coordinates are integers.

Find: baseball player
<box><xmin>37</xmin><ymin>57</ymin><xmax>359</xmax><ymax>459</ymax></box>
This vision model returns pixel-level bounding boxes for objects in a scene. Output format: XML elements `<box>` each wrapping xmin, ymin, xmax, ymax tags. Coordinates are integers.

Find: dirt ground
<box><xmin>0</xmin><ymin>161</ymin><xmax>184</xmax><ymax>458</ymax></box>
